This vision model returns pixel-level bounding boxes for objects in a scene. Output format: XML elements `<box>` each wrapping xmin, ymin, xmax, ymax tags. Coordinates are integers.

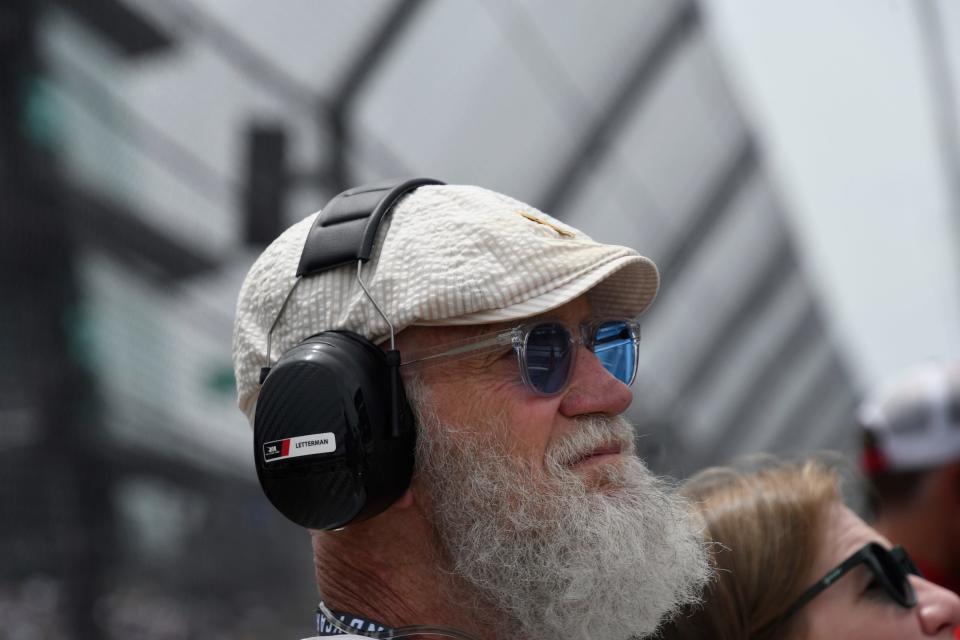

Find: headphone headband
<box><xmin>255</xmin><ymin>177</ymin><xmax>443</xmax><ymax>530</ymax></box>
<box><xmin>297</xmin><ymin>177</ymin><xmax>445</xmax><ymax>277</ymax></box>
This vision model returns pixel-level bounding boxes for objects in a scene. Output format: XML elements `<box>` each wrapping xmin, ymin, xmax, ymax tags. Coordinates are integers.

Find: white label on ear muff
<box><xmin>262</xmin><ymin>432</ymin><xmax>337</xmax><ymax>463</ymax></box>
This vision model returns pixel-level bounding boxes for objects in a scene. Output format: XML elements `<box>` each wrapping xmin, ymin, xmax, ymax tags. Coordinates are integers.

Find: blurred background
<box><xmin>2</xmin><ymin>0</ymin><xmax>958</xmax><ymax>637</ymax></box>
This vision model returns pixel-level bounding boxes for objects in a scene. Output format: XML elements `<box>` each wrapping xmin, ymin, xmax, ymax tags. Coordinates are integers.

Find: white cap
<box><xmin>232</xmin><ymin>184</ymin><xmax>660</xmax><ymax>424</ymax></box>
<box><xmin>859</xmin><ymin>361</ymin><xmax>960</xmax><ymax>473</ymax></box>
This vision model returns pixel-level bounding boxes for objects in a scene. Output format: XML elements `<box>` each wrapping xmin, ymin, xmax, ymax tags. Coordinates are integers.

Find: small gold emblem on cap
<box><xmin>516</xmin><ymin>210</ymin><xmax>575</xmax><ymax>238</ymax></box>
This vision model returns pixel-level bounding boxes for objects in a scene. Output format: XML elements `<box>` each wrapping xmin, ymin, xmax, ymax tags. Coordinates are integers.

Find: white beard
<box><xmin>410</xmin><ymin>383</ymin><xmax>711</xmax><ymax>640</ymax></box>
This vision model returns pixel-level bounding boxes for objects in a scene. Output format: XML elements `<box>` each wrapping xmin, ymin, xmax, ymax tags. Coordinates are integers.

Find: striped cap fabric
<box><xmin>859</xmin><ymin>361</ymin><xmax>960</xmax><ymax>474</ymax></box>
<box><xmin>233</xmin><ymin>184</ymin><xmax>660</xmax><ymax>423</ymax></box>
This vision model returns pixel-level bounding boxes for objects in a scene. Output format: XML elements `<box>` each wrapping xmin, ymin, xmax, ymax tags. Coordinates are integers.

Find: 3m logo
<box><xmin>263</xmin><ymin>433</ymin><xmax>337</xmax><ymax>463</ymax></box>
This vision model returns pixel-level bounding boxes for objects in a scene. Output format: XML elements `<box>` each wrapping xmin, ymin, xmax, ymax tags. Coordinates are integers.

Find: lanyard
<box><xmin>315</xmin><ymin>607</ymin><xmax>393</xmax><ymax>637</ymax></box>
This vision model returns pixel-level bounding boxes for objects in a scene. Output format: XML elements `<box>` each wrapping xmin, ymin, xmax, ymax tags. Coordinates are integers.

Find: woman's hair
<box><xmin>659</xmin><ymin>457</ymin><xmax>842</xmax><ymax>640</ymax></box>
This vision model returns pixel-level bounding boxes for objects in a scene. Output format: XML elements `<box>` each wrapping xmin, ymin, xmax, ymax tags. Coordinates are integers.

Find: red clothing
<box><xmin>914</xmin><ymin>557</ymin><xmax>960</xmax><ymax>596</ymax></box>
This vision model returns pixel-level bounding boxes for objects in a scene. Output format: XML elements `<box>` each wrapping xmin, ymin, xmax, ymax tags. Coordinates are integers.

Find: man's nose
<box><xmin>558</xmin><ymin>345</ymin><xmax>633</xmax><ymax>417</ymax></box>
<box><xmin>912</xmin><ymin>575</ymin><xmax>960</xmax><ymax>636</ymax></box>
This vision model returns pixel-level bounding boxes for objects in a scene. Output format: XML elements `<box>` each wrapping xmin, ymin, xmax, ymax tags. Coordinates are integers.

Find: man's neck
<box><xmin>311</xmin><ymin>508</ymin><xmax>493</xmax><ymax>639</ymax></box>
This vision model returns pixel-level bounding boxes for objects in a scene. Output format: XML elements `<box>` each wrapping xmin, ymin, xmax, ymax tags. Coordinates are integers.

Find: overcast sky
<box><xmin>703</xmin><ymin>0</ymin><xmax>960</xmax><ymax>391</ymax></box>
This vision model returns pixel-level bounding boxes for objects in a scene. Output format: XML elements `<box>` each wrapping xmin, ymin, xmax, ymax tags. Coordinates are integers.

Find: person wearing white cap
<box><xmin>860</xmin><ymin>361</ymin><xmax>960</xmax><ymax>596</ymax></box>
<box><xmin>233</xmin><ymin>179</ymin><xmax>710</xmax><ymax>640</ymax></box>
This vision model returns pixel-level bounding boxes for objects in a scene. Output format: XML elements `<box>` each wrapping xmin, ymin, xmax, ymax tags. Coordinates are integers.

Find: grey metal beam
<box><xmin>656</xmin><ymin>137</ymin><xmax>757</xmax><ymax>283</ymax></box>
<box><xmin>677</xmin><ymin>230</ymin><xmax>795</xmax><ymax>397</ymax></box>
<box><xmin>541</xmin><ymin>0</ymin><xmax>699</xmax><ymax>214</ymax></box>
<box><xmin>622</xmin><ymin>137</ymin><xmax>761</xmax><ymax>475</ymax></box>
<box><xmin>0</xmin><ymin>0</ymin><xmax>38</xmax><ymax>189</ymax></box>
<box><xmin>55</xmin><ymin>0</ymin><xmax>174</xmax><ymax>57</ymax></box>
<box><xmin>159</xmin><ymin>0</ymin><xmax>319</xmax><ymax>114</ymax></box>
<box><xmin>776</xmin><ymin>352</ymin><xmax>858</xmax><ymax>452</ymax></box>
<box><xmin>53</xmin><ymin>52</ymin><xmax>236</xmax><ymax>207</ymax></box>
<box><xmin>326</xmin><ymin>0</ymin><xmax>429</xmax><ymax>191</ymax></box>
<box><xmin>0</xmin><ymin>4</ymin><xmax>115</xmax><ymax>623</ymax></box>
<box><xmin>708</xmin><ymin>299</ymin><xmax>823</xmax><ymax>464</ymax></box>
<box><xmin>102</xmin><ymin>441</ymin><xmax>252</xmax><ymax>491</ymax></box>
<box><xmin>154</xmin><ymin>0</ymin><xmax>410</xmax><ymax>182</ymax></box>
<box><xmin>330</xmin><ymin>0</ymin><xmax>429</xmax><ymax>113</ymax></box>
<box><xmin>69</xmin><ymin>184</ymin><xmax>218</xmax><ymax>281</ymax></box>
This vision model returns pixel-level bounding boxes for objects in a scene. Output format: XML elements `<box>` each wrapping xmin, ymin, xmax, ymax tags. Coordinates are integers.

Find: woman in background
<box><xmin>660</xmin><ymin>458</ymin><xmax>960</xmax><ymax>639</ymax></box>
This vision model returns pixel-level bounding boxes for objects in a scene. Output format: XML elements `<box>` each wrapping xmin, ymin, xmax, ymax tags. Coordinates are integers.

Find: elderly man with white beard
<box><xmin>232</xmin><ymin>179</ymin><xmax>710</xmax><ymax>640</ymax></box>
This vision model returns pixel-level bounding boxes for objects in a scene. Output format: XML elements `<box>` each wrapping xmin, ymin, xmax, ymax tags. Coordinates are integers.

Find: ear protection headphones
<box><xmin>254</xmin><ymin>177</ymin><xmax>445</xmax><ymax>530</ymax></box>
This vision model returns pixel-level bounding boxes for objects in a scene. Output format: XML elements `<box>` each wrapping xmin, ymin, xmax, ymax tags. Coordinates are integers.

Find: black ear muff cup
<box><xmin>251</xmin><ymin>178</ymin><xmax>442</xmax><ymax>529</ymax></box>
<box><xmin>254</xmin><ymin>331</ymin><xmax>415</xmax><ymax>530</ymax></box>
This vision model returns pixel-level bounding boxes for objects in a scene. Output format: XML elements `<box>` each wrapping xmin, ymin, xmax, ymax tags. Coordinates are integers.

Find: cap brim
<box><xmin>414</xmin><ymin>254</ymin><xmax>659</xmax><ymax>327</ymax></box>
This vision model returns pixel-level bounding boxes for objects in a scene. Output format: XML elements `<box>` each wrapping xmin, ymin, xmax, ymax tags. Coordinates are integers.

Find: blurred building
<box><xmin>1</xmin><ymin>0</ymin><xmax>858</xmax><ymax>638</ymax></box>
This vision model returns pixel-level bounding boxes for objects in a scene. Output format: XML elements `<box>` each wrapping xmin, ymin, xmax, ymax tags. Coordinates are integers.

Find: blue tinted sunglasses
<box><xmin>403</xmin><ymin>318</ymin><xmax>641</xmax><ymax>396</ymax></box>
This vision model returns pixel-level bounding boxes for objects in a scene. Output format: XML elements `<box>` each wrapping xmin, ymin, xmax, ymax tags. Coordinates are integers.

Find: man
<box><xmin>233</xmin><ymin>182</ymin><xmax>710</xmax><ymax>639</ymax></box>
<box><xmin>860</xmin><ymin>361</ymin><xmax>960</xmax><ymax>595</ymax></box>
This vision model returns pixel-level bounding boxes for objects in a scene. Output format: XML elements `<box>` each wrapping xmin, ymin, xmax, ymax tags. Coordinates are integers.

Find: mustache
<box><xmin>545</xmin><ymin>415</ymin><xmax>637</xmax><ymax>468</ymax></box>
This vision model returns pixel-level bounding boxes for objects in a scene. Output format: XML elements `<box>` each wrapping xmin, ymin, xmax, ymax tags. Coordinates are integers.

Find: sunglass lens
<box><xmin>525</xmin><ymin>322</ymin><xmax>573</xmax><ymax>394</ymax></box>
<box><xmin>592</xmin><ymin>321</ymin><xmax>637</xmax><ymax>385</ymax></box>
<box><xmin>893</xmin><ymin>546</ymin><xmax>922</xmax><ymax>578</ymax></box>
<box><xmin>884</xmin><ymin>546</ymin><xmax>918</xmax><ymax>606</ymax></box>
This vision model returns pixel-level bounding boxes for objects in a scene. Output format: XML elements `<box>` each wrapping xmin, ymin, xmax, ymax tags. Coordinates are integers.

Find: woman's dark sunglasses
<box><xmin>778</xmin><ymin>542</ymin><xmax>920</xmax><ymax>623</ymax></box>
<box><xmin>402</xmin><ymin>318</ymin><xmax>641</xmax><ymax>396</ymax></box>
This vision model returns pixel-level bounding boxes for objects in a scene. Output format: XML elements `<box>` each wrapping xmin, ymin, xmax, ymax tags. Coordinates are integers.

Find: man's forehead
<box><xmin>398</xmin><ymin>296</ymin><xmax>594</xmax><ymax>346</ymax></box>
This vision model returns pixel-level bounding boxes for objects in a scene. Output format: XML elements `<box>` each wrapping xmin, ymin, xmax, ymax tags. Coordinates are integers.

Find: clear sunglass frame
<box><xmin>401</xmin><ymin>317</ymin><xmax>641</xmax><ymax>396</ymax></box>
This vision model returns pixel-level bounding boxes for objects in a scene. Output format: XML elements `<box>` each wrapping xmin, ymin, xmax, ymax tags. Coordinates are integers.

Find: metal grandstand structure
<box><xmin>2</xmin><ymin>0</ymin><xmax>864</xmax><ymax>637</ymax></box>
